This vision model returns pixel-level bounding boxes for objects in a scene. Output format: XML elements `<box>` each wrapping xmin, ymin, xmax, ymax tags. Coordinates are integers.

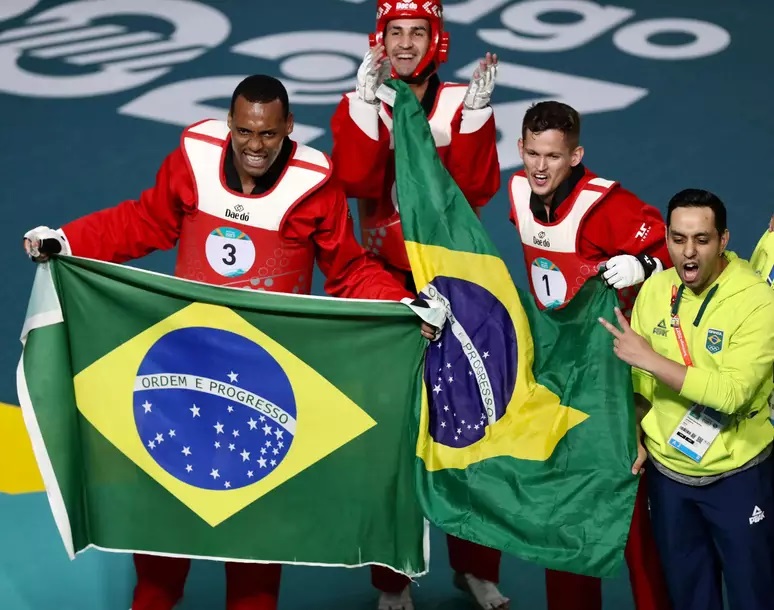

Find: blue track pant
<box><xmin>647</xmin><ymin>454</ymin><xmax>774</xmax><ymax>610</ymax></box>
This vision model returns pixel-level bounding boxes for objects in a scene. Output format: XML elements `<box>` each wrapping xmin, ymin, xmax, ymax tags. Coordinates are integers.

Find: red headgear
<box><xmin>369</xmin><ymin>0</ymin><xmax>449</xmax><ymax>83</ymax></box>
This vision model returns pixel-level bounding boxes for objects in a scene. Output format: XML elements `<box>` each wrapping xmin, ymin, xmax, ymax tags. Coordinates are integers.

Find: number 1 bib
<box><xmin>509</xmin><ymin>172</ymin><xmax>618</xmax><ymax>310</ymax></box>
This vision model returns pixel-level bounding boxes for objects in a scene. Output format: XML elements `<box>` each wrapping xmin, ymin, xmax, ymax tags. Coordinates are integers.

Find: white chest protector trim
<box><xmin>510</xmin><ymin>174</ymin><xmax>613</xmax><ymax>254</ymax></box>
<box><xmin>182</xmin><ymin>120</ymin><xmax>330</xmax><ymax>231</ymax></box>
<box><xmin>378</xmin><ymin>84</ymin><xmax>466</xmax><ymax>149</ymax></box>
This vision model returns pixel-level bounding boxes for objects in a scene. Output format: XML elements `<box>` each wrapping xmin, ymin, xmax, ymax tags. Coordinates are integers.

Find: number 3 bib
<box><xmin>174</xmin><ymin>120</ymin><xmax>329</xmax><ymax>294</ymax></box>
<box><xmin>509</xmin><ymin>171</ymin><xmax>618</xmax><ymax>310</ymax></box>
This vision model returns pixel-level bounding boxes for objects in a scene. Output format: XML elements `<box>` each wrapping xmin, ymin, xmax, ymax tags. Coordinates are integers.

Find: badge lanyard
<box><xmin>669</xmin><ymin>284</ymin><xmax>693</xmax><ymax>367</ymax></box>
<box><xmin>667</xmin><ymin>284</ymin><xmax>725</xmax><ymax>462</ymax></box>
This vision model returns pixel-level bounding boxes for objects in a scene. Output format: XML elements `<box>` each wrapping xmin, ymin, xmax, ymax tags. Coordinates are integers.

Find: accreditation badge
<box><xmin>668</xmin><ymin>404</ymin><xmax>726</xmax><ymax>462</ymax></box>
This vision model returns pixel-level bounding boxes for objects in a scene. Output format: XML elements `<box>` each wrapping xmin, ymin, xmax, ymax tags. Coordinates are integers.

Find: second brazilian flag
<box><xmin>387</xmin><ymin>79</ymin><xmax>639</xmax><ymax>578</ymax></box>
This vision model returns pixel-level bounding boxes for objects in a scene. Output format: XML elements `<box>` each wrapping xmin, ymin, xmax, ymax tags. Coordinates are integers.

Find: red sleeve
<box><xmin>283</xmin><ymin>179</ymin><xmax>412</xmax><ymax>301</ymax></box>
<box><xmin>61</xmin><ymin>147</ymin><xmax>193</xmax><ymax>263</ymax></box>
<box><xmin>330</xmin><ymin>95</ymin><xmax>391</xmax><ymax>199</ymax></box>
<box><xmin>578</xmin><ymin>187</ymin><xmax>671</xmax><ymax>268</ymax></box>
<box><xmin>445</xmin><ymin>106</ymin><xmax>501</xmax><ymax>208</ymax></box>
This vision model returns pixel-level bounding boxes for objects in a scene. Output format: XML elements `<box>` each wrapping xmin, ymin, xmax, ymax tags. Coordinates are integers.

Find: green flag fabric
<box><xmin>387</xmin><ymin>79</ymin><xmax>639</xmax><ymax>578</ymax></box>
<box><xmin>17</xmin><ymin>257</ymin><xmax>427</xmax><ymax>575</ymax></box>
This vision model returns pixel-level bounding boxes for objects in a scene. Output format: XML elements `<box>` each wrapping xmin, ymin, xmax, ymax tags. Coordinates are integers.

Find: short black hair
<box><xmin>522</xmin><ymin>101</ymin><xmax>581</xmax><ymax>147</ymax></box>
<box><xmin>230</xmin><ymin>75</ymin><xmax>289</xmax><ymax>118</ymax></box>
<box><xmin>666</xmin><ymin>189</ymin><xmax>727</xmax><ymax>234</ymax></box>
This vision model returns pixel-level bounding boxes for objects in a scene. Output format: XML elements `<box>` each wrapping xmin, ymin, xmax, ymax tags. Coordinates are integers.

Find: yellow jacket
<box><xmin>631</xmin><ymin>253</ymin><xmax>774</xmax><ymax>476</ymax></box>
<box><xmin>750</xmin><ymin>228</ymin><xmax>774</xmax><ymax>426</ymax></box>
<box><xmin>750</xmin><ymin>229</ymin><xmax>774</xmax><ymax>286</ymax></box>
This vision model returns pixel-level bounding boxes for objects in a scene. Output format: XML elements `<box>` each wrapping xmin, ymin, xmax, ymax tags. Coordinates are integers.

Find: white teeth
<box><xmin>535</xmin><ymin>174</ymin><xmax>547</xmax><ymax>180</ymax></box>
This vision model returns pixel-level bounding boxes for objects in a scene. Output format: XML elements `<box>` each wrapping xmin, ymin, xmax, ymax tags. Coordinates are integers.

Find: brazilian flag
<box><xmin>17</xmin><ymin>257</ymin><xmax>427</xmax><ymax>574</ymax></box>
<box><xmin>387</xmin><ymin>79</ymin><xmax>639</xmax><ymax>577</ymax></box>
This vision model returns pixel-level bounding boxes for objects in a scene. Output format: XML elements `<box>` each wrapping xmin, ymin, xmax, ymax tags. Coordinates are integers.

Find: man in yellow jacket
<box><xmin>750</xmin><ymin>214</ymin><xmax>774</xmax><ymax>287</ymax></box>
<box><xmin>750</xmin><ymin>214</ymin><xmax>774</xmax><ymax>429</ymax></box>
<box><xmin>599</xmin><ymin>189</ymin><xmax>774</xmax><ymax>610</ymax></box>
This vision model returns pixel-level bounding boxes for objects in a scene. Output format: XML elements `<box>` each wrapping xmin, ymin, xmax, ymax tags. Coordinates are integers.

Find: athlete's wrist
<box><xmin>635</xmin><ymin>253</ymin><xmax>663</xmax><ymax>281</ymax></box>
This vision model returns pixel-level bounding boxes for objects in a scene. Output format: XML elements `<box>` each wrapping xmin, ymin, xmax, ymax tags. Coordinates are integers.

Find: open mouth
<box><xmin>244</xmin><ymin>153</ymin><xmax>267</xmax><ymax>169</ymax></box>
<box><xmin>682</xmin><ymin>262</ymin><xmax>699</xmax><ymax>283</ymax></box>
<box><xmin>533</xmin><ymin>173</ymin><xmax>548</xmax><ymax>188</ymax></box>
<box><xmin>393</xmin><ymin>54</ymin><xmax>416</xmax><ymax>67</ymax></box>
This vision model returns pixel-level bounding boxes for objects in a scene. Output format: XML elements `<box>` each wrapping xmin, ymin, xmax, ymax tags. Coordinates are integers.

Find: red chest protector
<box><xmin>358</xmin><ymin>84</ymin><xmax>467</xmax><ymax>272</ymax></box>
<box><xmin>510</xmin><ymin>170</ymin><xmax>639</xmax><ymax>312</ymax></box>
<box><xmin>174</xmin><ymin>120</ymin><xmax>331</xmax><ymax>294</ymax></box>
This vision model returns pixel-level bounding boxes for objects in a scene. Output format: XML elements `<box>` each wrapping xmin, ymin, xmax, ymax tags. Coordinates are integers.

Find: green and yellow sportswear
<box><xmin>750</xmin><ymin>228</ymin><xmax>774</xmax><ymax>286</ymax></box>
<box><xmin>631</xmin><ymin>252</ymin><xmax>774</xmax><ymax>477</ymax></box>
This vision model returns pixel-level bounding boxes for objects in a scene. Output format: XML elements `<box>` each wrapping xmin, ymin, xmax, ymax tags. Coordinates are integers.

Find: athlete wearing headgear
<box><xmin>331</xmin><ymin>0</ymin><xmax>501</xmax><ymax>283</ymax></box>
<box><xmin>369</xmin><ymin>0</ymin><xmax>449</xmax><ymax>84</ymax></box>
<box><xmin>330</xmin><ymin>2</ymin><xmax>507</xmax><ymax>610</ymax></box>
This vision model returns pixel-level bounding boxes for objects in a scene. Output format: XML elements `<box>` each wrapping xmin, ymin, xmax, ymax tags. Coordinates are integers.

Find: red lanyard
<box><xmin>670</xmin><ymin>285</ymin><xmax>694</xmax><ymax>367</ymax></box>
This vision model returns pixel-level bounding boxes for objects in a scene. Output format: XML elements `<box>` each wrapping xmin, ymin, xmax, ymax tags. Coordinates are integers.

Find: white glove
<box><xmin>356</xmin><ymin>48</ymin><xmax>391</xmax><ymax>105</ymax></box>
<box><xmin>23</xmin><ymin>226</ymin><xmax>70</xmax><ymax>260</ymax></box>
<box><xmin>463</xmin><ymin>57</ymin><xmax>497</xmax><ymax>110</ymax></box>
<box><xmin>602</xmin><ymin>254</ymin><xmax>645</xmax><ymax>289</ymax></box>
<box><xmin>401</xmin><ymin>297</ymin><xmax>447</xmax><ymax>341</ymax></box>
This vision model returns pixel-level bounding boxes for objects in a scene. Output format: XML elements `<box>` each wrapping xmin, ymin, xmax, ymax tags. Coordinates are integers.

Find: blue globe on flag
<box><xmin>133</xmin><ymin>327</ymin><xmax>296</xmax><ymax>491</ymax></box>
<box><xmin>420</xmin><ymin>276</ymin><xmax>518</xmax><ymax>449</ymax></box>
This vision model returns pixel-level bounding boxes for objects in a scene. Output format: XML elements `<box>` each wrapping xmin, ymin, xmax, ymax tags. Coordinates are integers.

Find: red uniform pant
<box><xmin>545</xmin><ymin>474</ymin><xmax>671</xmax><ymax>610</ymax></box>
<box><xmin>371</xmin><ymin>534</ymin><xmax>501</xmax><ymax>593</ymax></box>
<box><xmin>131</xmin><ymin>554</ymin><xmax>282</xmax><ymax>610</ymax></box>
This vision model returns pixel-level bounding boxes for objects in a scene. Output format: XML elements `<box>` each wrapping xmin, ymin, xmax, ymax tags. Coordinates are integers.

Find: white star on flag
<box><xmin>142</xmin><ymin>401</ymin><xmax>152</xmax><ymax>413</ymax></box>
<box><xmin>190</xmin><ymin>404</ymin><xmax>200</xmax><ymax>417</ymax></box>
<box><xmin>227</xmin><ymin>371</ymin><xmax>239</xmax><ymax>383</ymax></box>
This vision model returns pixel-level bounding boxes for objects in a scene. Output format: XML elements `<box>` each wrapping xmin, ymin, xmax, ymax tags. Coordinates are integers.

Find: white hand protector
<box><xmin>463</xmin><ymin>60</ymin><xmax>497</xmax><ymax>110</ymax></box>
<box><xmin>602</xmin><ymin>254</ymin><xmax>645</xmax><ymax>289</ymax></box>
<box><xmin>23</xmin><ymin>226</ymin><xmax>71</xmax><ymax>259</ymax></box>
<box><xmin>356</xmin><ymin>48</ymin><xmax>391</xmax><ymax>105</ymax></box>
<box><xmin>401</xmin><ymin>297</ymin><xmax>447</xmax><ymax>341</ymax></box>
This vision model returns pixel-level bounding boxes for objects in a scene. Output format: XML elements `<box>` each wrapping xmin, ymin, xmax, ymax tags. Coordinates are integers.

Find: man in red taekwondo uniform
<box><xmin>329</xmin><ymin>3</ymin><xmax>506</xmax><ymax>610</ymax></box>
<box><xmin>331</xmin><ymin>1</ymin><xmax>507</xmax><ymax>610</ymax></box>
<box><xmin>508</xmin><ymin>101</ymin><xmax>673</xmax><ymax>610</ymax></box>
<box><xmin>23</xmin><ymin>75</ymin><xmax>437</xmax><ymax>610</ymax></box>
<box><xmin>331</xmin><ymin>0</ymin><xmax>501</xmax><ymax>282</ymax></box>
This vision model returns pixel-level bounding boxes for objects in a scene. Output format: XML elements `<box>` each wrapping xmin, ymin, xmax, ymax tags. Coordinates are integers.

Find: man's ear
<box><xmin>720</xmin><ymin>229</ymin><xmax>730</xmax><ymax>254</ymax></box>
<box><xmin>571</xmin><ymin>145</ymin><xmax>584</xmax><ymax>167</ymax></box>
<box><xmin>286</xmin><ymin>112</ymin><xmax>294</xmax><ymax>136</ymax></box>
